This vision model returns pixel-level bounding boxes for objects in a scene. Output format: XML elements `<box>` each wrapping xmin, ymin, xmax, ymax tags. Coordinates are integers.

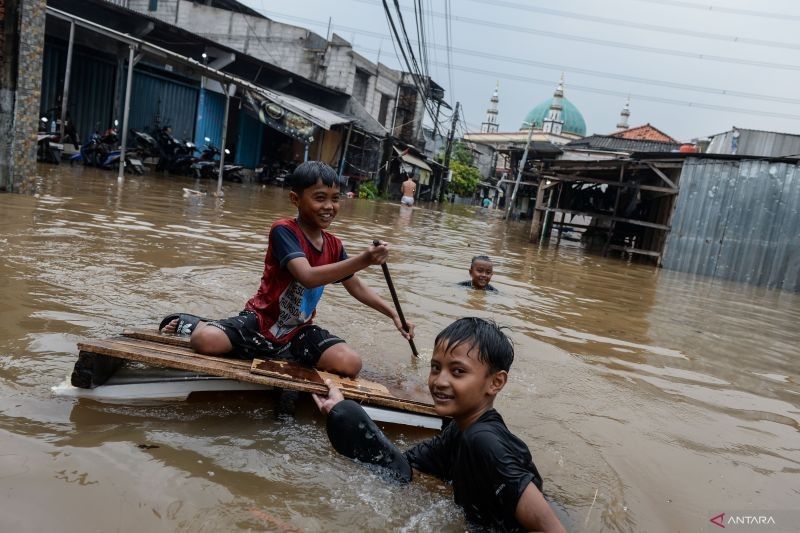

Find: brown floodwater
<box><xmin>0</xmin><ymin>164</ymin><xmax>798</xmax><ymax>532</ymax></box>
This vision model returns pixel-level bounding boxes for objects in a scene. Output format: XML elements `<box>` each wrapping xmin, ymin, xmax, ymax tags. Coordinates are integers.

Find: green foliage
<box><xmin>451</xmin><ymin>141</ymin><xmax>475</xmax><ymax>166</ymax></box>
<box><xmin>437</xmin><ymin>140</ymin><xmax>474</xmax><ymax>166</ymax></box>
<box><xmin>449</xmin><ymin>161</ymin><xmax>482</xmax><ymax>197</ymax></box>
<box><xmin>358</xmin><ymin>181</ymin><xmax>379</xmax><ymax>200</ymax></box>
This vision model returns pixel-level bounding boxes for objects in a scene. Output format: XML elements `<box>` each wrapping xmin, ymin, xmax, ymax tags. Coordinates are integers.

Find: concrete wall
<box><xmin>115</xmin><ymin>0</ymin><xmax>427</xmax><ymax>145</ymax></box>
<box><xmin>0</xmin><ymin>0</ymin><xmax>46</xmax><ymax>193</ymax></box>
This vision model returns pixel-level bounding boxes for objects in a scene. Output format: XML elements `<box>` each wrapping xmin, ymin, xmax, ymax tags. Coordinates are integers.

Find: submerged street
<box><xmin>0</xmin><ymin>166</ymin><xmax>798</xmax><ymax>532</ymax></box>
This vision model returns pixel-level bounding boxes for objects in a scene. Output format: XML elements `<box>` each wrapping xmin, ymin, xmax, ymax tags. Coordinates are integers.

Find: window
<box><xmin>378</xmin><ymin>94</ymin><xmax>391</xmax><ymax>126</ymax></box>
<box><xmin>352</xmin><ymin>69</ymin><xmax>370</xmax><ymax>106</ymax></box>
<box><xmin>148</xmin><ymin>0</ymin><xmax>158</xmax><ymax>12</ymax></box>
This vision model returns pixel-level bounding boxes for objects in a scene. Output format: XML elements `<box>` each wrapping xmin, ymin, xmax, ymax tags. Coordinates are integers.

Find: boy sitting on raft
<box><xmin>313</xmin><ymin>317</ymin><xmax>565</xmax><ymax>532</ymax></box>
<box><xmin>459</xmin><ymin>254</ymin><xmax>497</xmax><ymax>291</ymax></box>
<box><xmin>160</xmin><ymin>161</ymin><xmax>414</xmax><ymax>378</ymax></box>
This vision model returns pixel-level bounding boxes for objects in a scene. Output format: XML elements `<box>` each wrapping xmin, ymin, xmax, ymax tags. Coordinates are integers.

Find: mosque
<box><xmin>464</xmin><ymin>75</ymin><xmax>591</xmax><ymax>149</ymax></box>
<box><xmin>463</xmin><ymin>75</ymin><xmax>679</xmax><ymax>176</ymax></box>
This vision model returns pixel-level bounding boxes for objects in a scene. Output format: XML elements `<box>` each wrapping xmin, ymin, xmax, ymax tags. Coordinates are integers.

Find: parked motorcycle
<box><xmin>255</xmin><ymin>160</ymin><xmax>294</xmax><ymax>185</ymax></box>
<box><xmin>69</xmin><ymin>120</ymin><xmax>143</xmax><ymax>174</ymax></box>
<box><xmin>154</xmin><ymin>126</ymin><xmax>195</xmax><ymax>175</ymax></box>
<box><xmin>37</xmin><ymin>117</ymin><xmax>64</xmax><ymax>164</ymax></box>
<box><xmin>191</xmin><ymin>138</ymin><xmax>244</xmax><ymax>182</ymax></box>
<box><xmin>41</xmin><ymin>107</ymin><xmax>80</xmax><ymax>149</ymax></box>
<box><xmin>101</xmin><ymin>148</ymin><xmax>145</xmax><ymax>175</ymax></box>
<box><xmin>129</xmin><ymin>128</ymin><xmax>160</xmax><ymax>162</ymax></box>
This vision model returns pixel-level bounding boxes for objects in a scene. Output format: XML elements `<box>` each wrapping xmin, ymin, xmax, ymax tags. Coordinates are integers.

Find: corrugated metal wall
<box><xmin>194</xmin><ymin>89</ymin><xmax>226</xmax><ymax>152</ymax></box>
<box><xmin>235</xmin><ymin>110</ymin><xmax>263</xmax><ymax>168</ymax></box>
<box><xmin>663</xmin><ymin>158</ymin><xmax>800</xmax><ymax>291</ymax></box>
<box><xmin>40</xmin><ymin>42</ymin><xmax>116</xmax><ymax>142</ymax></box>
<box><xmin>129</xmin><ymin>71</ymin><xmax>198</xmax><ymax>141</ymax></box>
<box><xmin>708</xmin><ymin>130</ymin><xmax>800</xmax><ymax>158</ymax></box>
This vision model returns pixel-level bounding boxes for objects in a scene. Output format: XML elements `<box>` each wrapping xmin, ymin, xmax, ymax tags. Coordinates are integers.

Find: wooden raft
<box><xmin>75</xmin><ymin>328</ymin><xmax>436</xmax><ymax>416</ymax></box>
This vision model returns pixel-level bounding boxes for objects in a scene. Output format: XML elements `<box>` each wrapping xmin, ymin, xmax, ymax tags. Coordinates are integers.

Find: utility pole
<box><xmin>439</xmin><ymin>101</ymin><xmax>459</xmax><ymax>203</ymax></box>
<box><xmin>505</xmin><ymin>122</ymin><xmax>534</xmax><ymax>220</ymax></box>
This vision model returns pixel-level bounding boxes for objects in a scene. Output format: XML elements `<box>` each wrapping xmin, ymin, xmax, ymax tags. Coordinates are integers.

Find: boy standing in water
<box><xmin>459</xmin><ymin>255</ymin><xmax>497</xmax><ymax>291</ymax></box>
<box><xmin>160</xmin><ymin>161</ymin><xmax>414</xmax><ymax>378</ymax></box>
<box><xmin>314</xmin><ymin>318</ymin><xmax>565</xmax><ymax>532</ymax></box>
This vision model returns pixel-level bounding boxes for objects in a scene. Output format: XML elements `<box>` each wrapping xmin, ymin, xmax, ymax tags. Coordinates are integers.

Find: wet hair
<box><xmin>470</xmin><ymin>255</ymin><xmax>493</xmax><ymax>267</ymax></box>
<box><xmin>434</xmin><ymin>317</ymin><xmax>514</xmax><ymax>373</ymax></box>
<box><xmin>288</xmin><ymin>161</ymin><xmax>345</xmax><ymax>193</ymax></box>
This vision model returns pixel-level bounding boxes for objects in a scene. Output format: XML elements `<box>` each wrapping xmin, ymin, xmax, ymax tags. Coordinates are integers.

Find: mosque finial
<box><xmin>616</xmin><ymin>96</ymin><xmax>631</xmax><ymax>130</ymax></box>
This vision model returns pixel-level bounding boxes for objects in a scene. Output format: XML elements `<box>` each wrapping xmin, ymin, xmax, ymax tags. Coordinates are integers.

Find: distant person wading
<box><xmin>400</xmin><ymin>175</ymin><xmax>417</xmax><ymax>206</ymax></box>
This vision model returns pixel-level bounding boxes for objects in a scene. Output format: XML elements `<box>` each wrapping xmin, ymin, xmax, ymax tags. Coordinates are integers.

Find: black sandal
<box><xmin>158</xmin><ymin>313</ymin><xmax>210</xmax><ymax>336</ymax></box>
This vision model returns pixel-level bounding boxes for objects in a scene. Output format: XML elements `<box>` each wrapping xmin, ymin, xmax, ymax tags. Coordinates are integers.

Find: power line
<box><xmin>381</xmin><ymin>1</ymin><xmax>441</xmax><ymax>125</ymax></box>
<box><xmin>465</xmin><ymin>0</ymin><xmax>800</xmax><ymax>50</ymax></box>
<box><xmin>426</xmin><ymin>60</ymin><xmax>800</xmax><ymax>121</ymax></box>
<box><xmin>268</xmin><ymin>12</ymin><xmax>800</xmax><ymax>106</ymax></box>
<box><xmin>430</xmin><ymin>42</ymin><xmax>800</xmax><ymax>106</ymax></box>
<box><xmin>444</xmin><ymin>0</ymin><xmax>456</xmax><ymax>103</ymax></box>
<box><xmin>628</xmin><ymin>0</ymin><xmax>800</xmax><ymax>21</ymax></box>
<box><xmin>352</xmin><ymin>0</ymin><xmax>800</xmax><ymax>72</ymax></box>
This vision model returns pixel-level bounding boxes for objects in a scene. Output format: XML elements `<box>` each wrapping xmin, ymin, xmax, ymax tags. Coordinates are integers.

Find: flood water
<box><xmin>1</xmin><ymin>165</ymin><xmax>798</xmax><ymax>532</ymax></box>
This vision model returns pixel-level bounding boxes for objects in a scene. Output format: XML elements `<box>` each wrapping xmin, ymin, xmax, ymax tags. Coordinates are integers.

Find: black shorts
<box><xmin>205</xmin><ymin>310</ymin><xmax>345</xmax><ymax>367</ymax></box>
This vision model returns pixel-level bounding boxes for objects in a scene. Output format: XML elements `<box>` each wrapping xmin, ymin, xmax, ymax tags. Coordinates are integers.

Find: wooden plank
<box><xmin>535</xmin><ymin>207</ymin><xmax>671</xmax><ymax>230</ymax></box>
<box><xmin>644</xmin><ymin>161</ymin><xmax>678</xmax><ymax>189</ymax></box>
<box><xmin>123</xmin><ymin>328</ymin><xmax>431</xmax><ymax>407</ymax></box>
<box><xmin>543</xmin><ymin>173</ymin><xmax>678</xmax><ymax>194</ymax></box>
<box><xmin>608</xmin><ymin>245</ymin><xmax>662</xmax><ymax>258</ymax></box>
<box><xmin>252</xmin><ymin>360</ymin><xmax>393</xmax><ymax>397</ymax></box>
<box><xmin>124</xmin><ymin>328</ymin><xmax>428</xmax><ymax>401</ymax></box>
<box><xmin>123</xmin><ymin>328</ymin><xmax>192</xmax><ymax>348</ymax></box>
<box><xmin>77</xmin><ymin>337</ymin><xmax>436</xmax><ymax>416</ymax></box>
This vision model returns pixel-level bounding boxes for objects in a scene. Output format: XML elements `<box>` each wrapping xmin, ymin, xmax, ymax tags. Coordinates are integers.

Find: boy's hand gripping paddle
<box><xmin>373</xmin><ymin>240</ymin><xmax>420</xmax><ymax>358</ymax></box>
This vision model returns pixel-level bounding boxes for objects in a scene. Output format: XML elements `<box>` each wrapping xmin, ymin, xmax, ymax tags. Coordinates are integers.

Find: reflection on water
<box><xmin>0</xmin><ymin>165</ymin><xmax>798</xmax><ymax>532</ymax></box>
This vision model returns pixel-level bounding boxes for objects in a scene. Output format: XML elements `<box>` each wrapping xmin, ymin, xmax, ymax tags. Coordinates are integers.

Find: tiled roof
<box><xmin>566</xmin><ymin>135</ymin><xmax>680</xmax><ymax>153</ymax></box>
<box><xmin>609</xmin><ymin>124</ymin><xmax>678</xmax><ymax>143</ymax></box>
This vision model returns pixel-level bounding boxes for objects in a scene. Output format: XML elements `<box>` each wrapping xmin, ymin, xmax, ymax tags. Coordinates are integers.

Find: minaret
<box><xmin>616</xmin><ymin>97</ymin><xmax>631</xmax><ymax>130</ymax></box>
<box><xmin>542</xmin><ymin>74</ymin><xmax>564</xmax><ymax>135</ymax></box>
<box><xmin>481</xmin><ymin>82</ymin><xmax>499</xmax><ymax>133</ymax></box>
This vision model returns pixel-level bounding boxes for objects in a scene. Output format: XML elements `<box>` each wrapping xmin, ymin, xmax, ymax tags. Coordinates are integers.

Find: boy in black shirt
<box><xmin>458</xmin><ymin>255</ymin><xmax>498</xmax><ymax>291</ymax></box>
<box><xmin>313</xmin><ymin>318</ymin><xmax>565</xmax><ymax>532</ymax></box>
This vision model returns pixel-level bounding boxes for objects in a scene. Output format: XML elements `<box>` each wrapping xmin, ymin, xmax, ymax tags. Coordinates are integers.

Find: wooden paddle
<box><xmin>373</xmin><ymin>239</ymin><xmax>420</xmax><ymax>358</ymax></box>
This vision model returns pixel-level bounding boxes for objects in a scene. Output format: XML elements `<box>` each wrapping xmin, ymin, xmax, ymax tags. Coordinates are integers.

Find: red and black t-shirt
<box><xmin>245</xmin><ymin>218</ymin><xmax>347</xmax><ymax>344</ymax></box>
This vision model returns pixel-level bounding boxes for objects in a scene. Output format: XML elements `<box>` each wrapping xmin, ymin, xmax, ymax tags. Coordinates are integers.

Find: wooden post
<box><xmin>602</xmin><ymin>164</ymin><xmax>625</xmax><ymax>256</ymax></box>
<box><xmin>529</xmin><ymin>180</ymin><xmax>547</xmax><ymax>242</ymax></box>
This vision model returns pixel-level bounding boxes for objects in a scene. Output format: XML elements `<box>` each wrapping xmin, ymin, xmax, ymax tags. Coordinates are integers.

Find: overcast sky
<box><xmin>241</xmin><ymin>0</ymin><xmax>800</xmax><ymax>141</ymax></box>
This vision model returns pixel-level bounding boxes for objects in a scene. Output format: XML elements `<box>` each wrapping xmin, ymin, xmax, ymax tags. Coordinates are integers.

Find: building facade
<box><xmin>114</xmin><ymin>0</ymin><xmax>432</xmax><ymax>147</ymax></box>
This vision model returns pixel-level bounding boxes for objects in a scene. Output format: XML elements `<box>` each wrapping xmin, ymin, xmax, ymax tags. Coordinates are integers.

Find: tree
<box><xmin>449</xmin><ymin>160</ymin><xmax>482</xmax><ymax>197</ymax></box>
<box><xmin>437</xmin><ymin>140</ymin><xmax>474</xmax><ymax>166</ymax></box>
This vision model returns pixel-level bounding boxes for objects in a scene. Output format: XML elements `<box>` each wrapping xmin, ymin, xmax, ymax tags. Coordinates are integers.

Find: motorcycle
<box><xmin>255</xmin><ymin>161</ymin><xmax>294</xmax><ymax>185</ymax></box>
<box><xmin>129</xmin><ymin>128</ymin><xmax>160</xmax><ymax>162</ymax></box>
<box><xmin>37</xmin><ymin>117</ymin><xmax>64</xmax><ymax>164</ymax></box>
<box><xmin>101</xmin><ymin>148</ymin><xmax>145</xmax><ymax>175</ymax></box>
<box><xmin>154</xmin><ymin>126</ymin><xmax>196</xmax><ymax>175</ymax></box>
<box><xmin>69</xmin><ymin>120</ymin><xmax>143</xmax><ymax>174</ymax></box>
<box><xmin>191</xmin><ymin>138</ymin><xmax>244</xmax><ymax>182</ymax></box>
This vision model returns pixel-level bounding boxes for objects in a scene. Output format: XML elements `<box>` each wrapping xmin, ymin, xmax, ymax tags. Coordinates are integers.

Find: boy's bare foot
<box><xmin>158</xmin><ymin>314</ymin><xmax>209</xmax><ymax>336</ymax></box>
<box><xmin>160</xmin><ymin>319</ymin><xmax>178</xmax><ymax>333</ymax></box>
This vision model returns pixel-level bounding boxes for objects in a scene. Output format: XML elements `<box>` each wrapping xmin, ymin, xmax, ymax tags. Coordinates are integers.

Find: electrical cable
<box><xmin>628</xmin><ymin>0</ymin><xmax>800</xmax><ymax>21</ymax></box>
<box><xmin>353</xmin><ymin>0</ymin><xmax>800</xmax><ymax>72</ymax></box>
<box><xmin>463</xmin><ymin>0</ymin><xmax>800</xmax><ymax>50</ymax></box>
<box><xmin>267</xmin><ymin>10</ymin><xmax>800</xmax><ymax>105</ymax></box>
<box><xmin>381</xmin><ymin>0</ymin><xmax>441</xmax><ymax>124</ymax></box>
<box><xmin>428</xmin><ymin>60</ymin><xmax>800</xmax><ymax>121</ymax></box>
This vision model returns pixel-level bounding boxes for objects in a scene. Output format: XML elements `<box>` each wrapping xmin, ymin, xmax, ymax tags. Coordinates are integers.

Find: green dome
<box><xmin>521</xmin><ymin>96</ymin><xmax>586</xmax><ymax>137</ymax></box>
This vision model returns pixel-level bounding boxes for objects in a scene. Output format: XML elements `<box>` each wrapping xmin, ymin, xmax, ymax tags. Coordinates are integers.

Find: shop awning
<box><xmin>244</xmin><ymin>89</ymin><xmax>355</xmax><ymax>143</ymax></box>
<box><xmin>260</xmin><ymin>89</ymin><xmax>353</xmax><ymax>131</ymax></box>
<box><xmin>394</xmin><ymin>146</ymin><xmax>432</xmax><ymax>172</ymax></box>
